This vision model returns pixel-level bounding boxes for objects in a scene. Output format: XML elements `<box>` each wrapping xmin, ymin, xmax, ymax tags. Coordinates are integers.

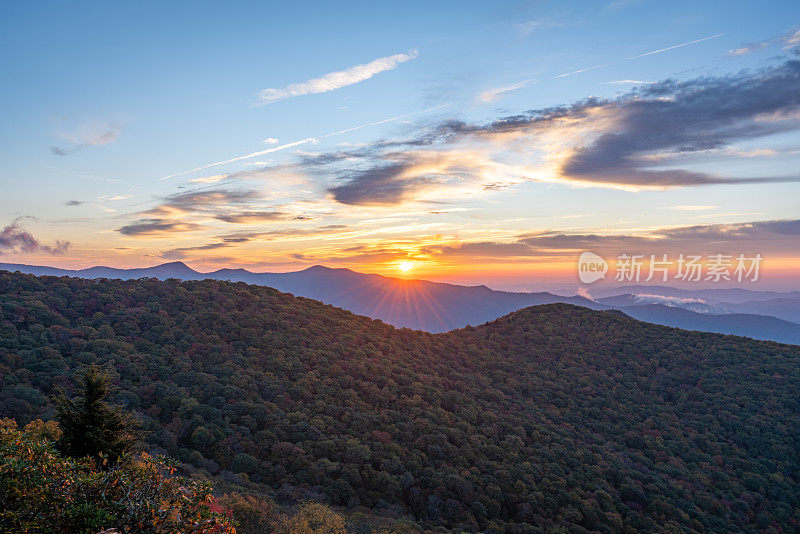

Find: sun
<box><xmin>398</xmin><ymin>261</ymin><xmax>413</xmax><ymax>272</ymax></box>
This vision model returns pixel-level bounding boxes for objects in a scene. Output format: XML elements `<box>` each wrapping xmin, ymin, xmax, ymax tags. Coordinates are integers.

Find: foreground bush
<box><xmin>271</xmin><ymin>501</ymin><xmax>346</xmax><ymax>534</ymax></box>
<box><xmin>0</xmin><ymin>418</ymin><xmax>235</xmax><ymax>534</ymax></box>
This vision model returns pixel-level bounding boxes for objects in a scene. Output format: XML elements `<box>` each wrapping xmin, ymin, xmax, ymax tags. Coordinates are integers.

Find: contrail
<box><xmin>555</xmin><ymin>33</ymin><xmax>724</xmax><ymax>78</ymax></box>
<box><xmin>555</xmin><ymin>63</ymin><xmax>612</xmax><ymax>78</ymax></box>
<box><xmin>160</xmin><ymin>104</ymin><xmax>451</xmax><ymax>180</ymax></box>
<box><xmin>626</xmin><ymin>33</ymin><xmax>724</xmax><ymax>60</ymax></box>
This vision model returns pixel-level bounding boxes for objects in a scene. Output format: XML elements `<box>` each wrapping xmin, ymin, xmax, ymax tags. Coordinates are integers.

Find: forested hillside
<box><xmin>1</xmin><ymin>271</ymin><xmax>798</xmax><ymax>532</ymax></box>
<box><xmin>6</xmin><ymin>262</ymin><xmax>800</xmax><ymax>344</ymax></box>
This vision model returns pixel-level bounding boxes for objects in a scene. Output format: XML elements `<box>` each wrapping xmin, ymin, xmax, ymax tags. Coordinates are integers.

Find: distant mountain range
<box><xmin>3</xmin><ymin>261</ymin><xmax>800</xmax><ymax>344</ymax></box>
<box><xmin>592</xmin><ymin>284</ymin><xmax>800</xmax><ymax>305</ymax></box>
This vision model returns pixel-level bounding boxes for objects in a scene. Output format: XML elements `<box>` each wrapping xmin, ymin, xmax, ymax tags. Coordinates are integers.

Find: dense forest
<box><xmin>0</xmin><ymin>271</ymin><xmax>798</xmax><ymax>532</ymax></box>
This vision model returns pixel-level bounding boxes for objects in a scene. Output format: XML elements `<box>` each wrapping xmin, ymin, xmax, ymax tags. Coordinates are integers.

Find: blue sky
<box><xmin>1</xmin><ymin>1</ymin><xmax>799</xmax><ymax>289</ymax></box>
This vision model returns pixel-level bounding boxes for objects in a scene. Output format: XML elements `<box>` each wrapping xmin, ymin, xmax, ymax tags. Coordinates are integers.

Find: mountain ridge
<box><xmin>2</xmin><ymin>261</ymin><xmax>800</xmax><ymax>343</ymax></box>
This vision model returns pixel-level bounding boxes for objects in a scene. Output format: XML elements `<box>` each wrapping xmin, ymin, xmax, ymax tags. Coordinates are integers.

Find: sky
<box><xmin>1</xmin><ymin>0</ymin><xmax>800</xmax><ymax>291</ymax></box>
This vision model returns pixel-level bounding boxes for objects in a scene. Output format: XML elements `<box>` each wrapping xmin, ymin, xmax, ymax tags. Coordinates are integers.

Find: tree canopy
<box><xmin>0</xmin><ymin>271</ymin><xmax>798</xmax><ymax>532</ymax></box>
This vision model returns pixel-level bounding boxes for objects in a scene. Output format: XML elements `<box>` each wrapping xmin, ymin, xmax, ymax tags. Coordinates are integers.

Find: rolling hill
<box><xmin>0</xmin><ymin>271</ymin><xmax>798</xmax><ymax>531</ymax></box>
<box><xmin>3</xmin><ymin>262</ymin><xmax>800</xmax><ymax>345</ymax></box>
<box><xmin>0</xmin><ymin>261</ymin><xmax>601</xmax><ymax>332</ymax></box>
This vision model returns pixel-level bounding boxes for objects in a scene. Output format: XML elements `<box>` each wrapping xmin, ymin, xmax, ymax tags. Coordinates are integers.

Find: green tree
<box><xmin>56</xmin><ymin>365</ymin><xmax>138</xmax><ymax>465</ymax></box>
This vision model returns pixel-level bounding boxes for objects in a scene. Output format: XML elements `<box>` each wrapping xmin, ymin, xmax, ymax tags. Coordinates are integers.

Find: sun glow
<box><xmin>398</xmin><ymin>261</ymin><xmax>413</xmax><ymax>272</ymax></box>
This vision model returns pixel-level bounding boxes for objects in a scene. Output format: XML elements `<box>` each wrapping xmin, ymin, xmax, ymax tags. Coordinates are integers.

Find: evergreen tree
<box><xmin>56</xmin><ymin>365</ymin><xmax>138</xmax><ymax>465</ymax></box>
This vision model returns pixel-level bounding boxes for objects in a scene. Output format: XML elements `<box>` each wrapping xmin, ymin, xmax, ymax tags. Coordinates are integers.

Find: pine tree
<box><xmin>55</xmin><ymin>365</ymin><xmax>138</xmax><ymax>465</ymax></box>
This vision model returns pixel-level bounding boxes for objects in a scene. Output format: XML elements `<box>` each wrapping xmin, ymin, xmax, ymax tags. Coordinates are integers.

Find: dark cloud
<box><xmin>120</xmin><ymin>188</ymin><xmax>269</xmax><ymax>236</ymax></box>
<box><xmin>659</xmin><ymin>219</ymin><xmax>800</xmax><ymax>240</ymax></box>
<box><xmin>0</xmin><ymin>219</ymin><xmax>69</xmax><ymax>254</ymax></box>
<box><xmin>298</xmin><ymin>151</ymin><xmax>364</xmax><ymax>167</ymax></box>
<box><xmin>161</xmin><ymin>242</ymin><xmax>229</xmax><ymax>260</ymax></box>
<box><xmin>117</xmin><ymin>219</ymin><xmax>203</xmax><ymax>236</ymax></box>
<box><xmin>64</xmin><ymin>200</ymin><xmax>84</xmax><ymax>206</ymax></box>
<box><xmin>482</xmin><ymin>182</ymin><xmax>518</xmax><ymax>191</ymax></box>
<box><xmin>157</xmin><ymin>224</ymin><xmax>349</xmax><ymax>260</ymax></box>
<box><xmin>520</xmin><ymin>220</ymin><xmax>800</xmax><ymax>251</ymax></box>
<box><xmin>518</xmin><ymin>231</ymin><xmax>646</xmax><ymax>249</ymax></box>
<box><xmin>297</xmin><ymin>136</ymin><xmax>437</xmax><ymax>168</ymax></box>
<box><xmin>756</xmin><ymin>219</ymin><xmax>800</xmax><ymax>235</ymax></box>
<box><xmin>328</xmin><ymin>162</ymin><xmax>439</xmax><ymax>205</ymax></box>
<box><xmin>559</xmin><ymin>60</ymin><xmax>800</xmax><ymax>187</ymax></box>
<box><xmin>314</xmin><ymin>59</ymin><xmax>800</xmax><ymax>204</ymax></box>
<box><xmin>421</xmin><ymin>219</ymin><xmax>800</xmax><ymax>261</ymax></box>
<box><xmin>149</xmin><ymin>188</ymin><xmax>261</xmax><ymax>216</ymax></box>
<box><xmin>50</xmin><ymin>146</ymin><xmax>72</xmax><ymax>156</ymax></box>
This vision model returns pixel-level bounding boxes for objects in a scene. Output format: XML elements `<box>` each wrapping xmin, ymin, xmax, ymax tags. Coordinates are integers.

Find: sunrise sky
<box><xmin>2</xmin><ymin>1</ymin><xmax>800</xmax><ymax>290</ymax></box>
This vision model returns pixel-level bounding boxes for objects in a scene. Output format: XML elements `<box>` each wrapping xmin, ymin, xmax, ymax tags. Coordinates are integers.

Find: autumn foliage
<box><xmin>0</xmin><ymin>418</ymin><xmax>235</xmax><ymax>533</ymax></box>
<box><xmin>1</xmin><ymin>271</ymin><xmax>799</xmax><ymax>531</ymax></box>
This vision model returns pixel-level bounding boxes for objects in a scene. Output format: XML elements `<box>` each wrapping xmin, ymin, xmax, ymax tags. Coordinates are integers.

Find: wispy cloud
<box><xmin>218</xmin><ymin>224</ymin><xmax>349</xmax><ymax>244</ymax></box>
<box><xmin>0</xmin><ymin>218</ymin><xmax>69</xmax><ymax>254</ymax></box>
<box><xmin>258</xmin><ymin>49</ymin><xmax>418</xmax><ymax>104</ymax></box>
<box><xmin>729</xmin><ymin>42</ymin><xmax>770</xmax><ymax>56</ymax></box>
<box><xmin>186</xmin><ymin>163</ymin><xmax>307</xmax><ymax>186</ymax></box>
<box><xmin>50</xmin><ymin>120</ymin><xmax>121</xmax><ymax>156</ymax></box>
<box><xmin>477</xmin><ymin>80</ymin><xmax>534</xmax><ymax>103</ymax></box>
<box><xmin>214</xmin><ymin>211</ymin><xmax>291</xmax><ymax>224</ymax></box>
<box><xmin>728</xmin><ymin>27</ymin><xmax>800</xmax><ymax>56</ymax></box>
<box><xmin>117</xmin><ymin>219</ymin><xmax>203</xmax><ymax>237</ymax></box>
<box><xmin>159</xmin><ymin>224</ymin><xmax>349</xmax><ymax>260</ymax></box>
<box><xmin>188</xmin><ymin>174</ymin><xmax>229</xmax><ymax>184</ymax></box>
<box><xmin>783</xmin><ymin>29</ymin><xmax>800</xmax><ymax>50</ymax></box>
